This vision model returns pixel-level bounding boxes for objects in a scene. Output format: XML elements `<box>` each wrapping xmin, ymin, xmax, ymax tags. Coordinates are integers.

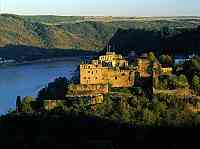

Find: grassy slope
<box><xmin>0</xmin><ymin>14</ymin><xmax>200</xmax><ymax>51</ymax></box>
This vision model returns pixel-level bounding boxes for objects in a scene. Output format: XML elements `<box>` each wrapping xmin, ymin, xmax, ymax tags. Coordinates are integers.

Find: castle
<box><xmin>80</xmin><ymin>52</ymin><xmax>135</xmax><ymax>88</ymax></box>
<box><xmin>30</xmin><ymin>51</ymin><xmax>173</xmax><ymax>111</ymax></box>
<box><xmin>68</xmin><ymin>52</ymin><xmax>136</xmax><ymax>96</ymax></box>
<box><xmin>68</xmin><ymin>51</ymin><xmax>172</xmax><ymax>97</ymax></box>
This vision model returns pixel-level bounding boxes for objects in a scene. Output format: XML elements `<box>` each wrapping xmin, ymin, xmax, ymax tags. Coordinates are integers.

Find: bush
<box><xmin>111</xmin><ymin>88</ymin><xmax>131</xmax><ymax>94</ymax></box>
<box><xmin>37</xmin><ymin>77</ymin><xmax>70</xmax><ymax>100</ymax></box>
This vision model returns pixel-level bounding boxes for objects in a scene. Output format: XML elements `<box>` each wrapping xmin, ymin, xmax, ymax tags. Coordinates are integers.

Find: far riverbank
<box><xmin>0</xmin><ymin>55</ymin><xmax>93</xmax><ymax>67</ymax></box>
<box><xmin>0</xmin><ymin>45</ymin><xmax>97</xmax><ymax>67</ymax></box>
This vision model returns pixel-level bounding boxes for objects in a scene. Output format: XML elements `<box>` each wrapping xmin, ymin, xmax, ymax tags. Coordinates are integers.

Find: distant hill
<box><xmin>0</xmin><ymin>14</ymin><xmax>200</xmax><ymax>56</ymax></box>
<box><xmin>21</xmin><ymin>15</ymin><xmax>83</xmax><ymax>25</ymax></box>
<box><xmin>108</xmin><ymin>26</ymin><xmax>200</xmax><ymax>56</ymax></box>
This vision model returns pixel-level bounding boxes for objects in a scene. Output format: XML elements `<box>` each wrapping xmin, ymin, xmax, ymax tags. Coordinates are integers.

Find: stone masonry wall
<box><xmin>80</xmin><ymin>64</ymin><xmax>135</xmax><ymax>88</ymax></box>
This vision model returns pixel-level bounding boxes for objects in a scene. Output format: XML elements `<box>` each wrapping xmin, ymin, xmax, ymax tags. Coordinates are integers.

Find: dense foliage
<box><xmin>37</xmin><ymin>77</ymin><xmax>70</xmax><ymax>100</ymax></box>
<box><xmin>108</xmin><ymin>27</ymin><xmax>200</xmax><ymax>56</ymax></box>
<box><xmin>1</xmin><ymin>111</ymin><xmax>200</xmax><ymax>148</ymax></box>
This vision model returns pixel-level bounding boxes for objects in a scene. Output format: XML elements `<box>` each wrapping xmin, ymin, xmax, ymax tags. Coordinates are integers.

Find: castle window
<box><xmin>83</xmin><ymin>77</ymin><xmax>86</xmax><ymax>79</ymax></box>
<box><xmin>92</xmin><ymin>71</ymin><xmax>93</xmax><ymax>75</ymax></box>
<box><xmin>88</xmin><ymin>71</ymin><xmax>90</xmax><ymax>73</ymax></box>
<box><xmin>122</xmin><ymin>73</ymin><xmax>125</xmax><ymax>76</ymax></box>
<box><xmin>96</xmin><ymin>65</ymin><xmax>98</xmax><ymax>68</ymax></box>
<box><xmin>88</xmin><ymin>66</ymin><xmax>90</xmax><ymax>69</ymax></box>
<box><xmin>115</xmin><ymin>77</ymin><xmax>117</xmax><ymax>80</ymax></box>
<box><xmin>88</xmin><ymin>77</ymin><xmax>90</xmax><ymax>80</ymax></box>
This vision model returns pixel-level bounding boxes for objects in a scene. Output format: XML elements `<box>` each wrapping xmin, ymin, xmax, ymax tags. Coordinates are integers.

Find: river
<box><xmin>0</xmin><ymin>58</ymin><xmax>80</xmax><ymax>115</ymax></box>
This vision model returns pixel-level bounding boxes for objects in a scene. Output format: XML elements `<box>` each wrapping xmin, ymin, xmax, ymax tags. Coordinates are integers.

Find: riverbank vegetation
<box><xmin>1</xmin><ymin>54</ymin><xmax>200</xmax><ymax>147</ymax></box>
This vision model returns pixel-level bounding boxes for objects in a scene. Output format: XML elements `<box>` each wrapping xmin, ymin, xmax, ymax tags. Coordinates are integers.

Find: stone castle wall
<box><xmin>80</xmin><ymin>64</ymin><xmax>135</xmax><ymax>88</ymax></box>
<box><xmin>80</xmin><ymin>64</ymin><xmax>108</xmax><ymax>85</ymax></box>
<box><xmin>105</xmin><ymin>68</ymin><xmax>135</xmax><ymax>87</ymax></box>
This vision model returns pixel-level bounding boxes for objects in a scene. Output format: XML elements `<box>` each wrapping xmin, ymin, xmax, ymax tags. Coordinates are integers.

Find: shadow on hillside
<box><xmin>0</xmin><ymin>45</ymin><xmax>97</xmax><ymax>62</ymax></box>
<box><xmin>0</xmin><ymin>112</ymin><xmax>199</xmax><ymax>148</ymax></box>
<box><xmin>104</xmin><ymin>26</ymin><xmax>200</xmax><ymax>56</ymax></box>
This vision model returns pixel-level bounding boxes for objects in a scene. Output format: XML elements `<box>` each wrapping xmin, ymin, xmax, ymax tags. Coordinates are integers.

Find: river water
<box><xmin>0</xmin><ymin>58</ymin><xmax>80</xmax><ymax>115</ymax></box>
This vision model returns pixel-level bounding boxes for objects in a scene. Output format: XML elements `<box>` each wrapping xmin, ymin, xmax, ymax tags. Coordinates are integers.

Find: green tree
<box><xmin>169</xmin><ymin>76</ymin><xmax>178</xmax><ymax>89</ymax></box>
<box><xmin>95</xmin><ymin>95</ymin><xmax>113</xmax><ymax>118</ymax></box>
<box><xmin>192</xmin><ymin>75</ymin><xmax>200</xmax><ymax>94</ymax></box>
<box><xmin>78</xmin><ymin>99</ymin><xmax>90</xmax><ymax>113</ymax></box>
<box><xmin>113</xmin><ymin>97</ymin><xmax>131</xmax><ymax>123</ymax></box>
<box><xmin>21</xmin><ymin>96</ymin><xmax>33</xmax><ymax>113</ymax></box>
<box><xmin>148</xmin><ymin>52</ymin><xmax>156</xmax><ymax>62</ymax></box>
<box><xmin>175</xmin><ymin>107</ymin><xmax>193</xmax><ymax>126</ymax></box>
<box><xmin>37</xmin><ymin>77</ymin><xmax>70</xmax><ymax>100</ymax></box>
<box><xmin>183</xmin><ymin>57</ymin><xmax>200</xmax><ymax>81</ymax></box>
<box><xmin>169</xmin><ymin>75</ymin><xmax>189</xmax><ymax>89</ymax></box>
<box><xmin>157</xmin><ymin>77</ymin><xmax>169</xmax><ymax>89</ymax></box>
<box><xmin>108</xmin><ymin>82</ymin><xmax>112</xmax><ymax>93</ymax></box>
<box><xmin>153</xmin><ymin>101</ymin><xmax>168</xmax><ymax>124</ymax></box>
<box><xmin>130</xmin><ymin>87</ymin><xmax>143</xmax><ymax>96</ymax></box>
<box><xmin>178</xmin><ymin>74</ymin><xmax>189</xmax><ymax>88</ymax></box>
<box><xmin>159</xmin><ymin>55</ymin><xmax>173</xmax><ymax>67</ymax></box>
<box><xmin>142</xmin><ymin>109</ymin><xmax>157</xmax><ymax>126</ymax></box>
<box><xmin>193</xmin><ymin>114</ymin><xmax>200</xmax><ymax>126</ymax></box>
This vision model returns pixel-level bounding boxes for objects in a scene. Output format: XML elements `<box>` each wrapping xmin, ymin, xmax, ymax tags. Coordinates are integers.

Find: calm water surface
<box><xmin>0</xmin><ymin>59</ymin><xmax>80</xmax><ymax>115</ymax></box>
